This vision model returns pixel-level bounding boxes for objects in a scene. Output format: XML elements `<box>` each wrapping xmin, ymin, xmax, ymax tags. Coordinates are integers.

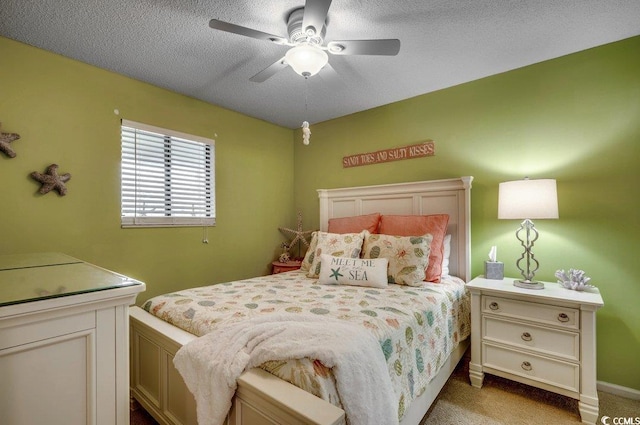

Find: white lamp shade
<box><xmin>498</xmin><ymin>179</ymin><xmax>559</xmax><ymax>219</ymax></box>
<box><xmin>285</xmin><ymin>44</ymin><xmax>328</xmax><ymax>77</ymax></box>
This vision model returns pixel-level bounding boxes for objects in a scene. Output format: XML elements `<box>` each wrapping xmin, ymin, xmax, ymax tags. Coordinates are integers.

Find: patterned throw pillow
<box><xmin>379</xmin><ymin>214</ymin><xmax>449</xmax><ymax>282</ymax></box>
<box><xmin>300</xmin><ymin>232</ymin><xmax>319</xmax><ymax>272</ymax></box>
<box><xmin>318</xmin><ymin>254</ymin><xmax>389</xmax><ymax>288</ymax></box>
<box><xmin>306</xmin><ymin>231</ymin><xmax>367</xmax><ymax>278</ymax></box>
<box><xmin>362</xmin><ymin>233</ymin><xmax>433</xmax><ymax>286</ymax></box>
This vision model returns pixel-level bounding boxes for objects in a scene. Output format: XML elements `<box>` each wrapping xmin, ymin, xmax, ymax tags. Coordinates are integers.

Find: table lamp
<box><xmin>498</xmin><ymin>178</ymin><xmax>559</xmax><ymax>289</ymax></box>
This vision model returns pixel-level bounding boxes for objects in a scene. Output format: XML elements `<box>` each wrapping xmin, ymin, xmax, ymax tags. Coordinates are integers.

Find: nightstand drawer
<box><xmin>483</xmin><ymin>316</ymin><xmax>579</xmax><ymax>361</ymax></box>
<box><xmin>483</xmin><ymin>296</ymin><xmax>578</xmax><ymax>330</ymax></box>
<box><xmin>482</xmin><ymin>343</ymin><xmax>579</xmax><ymax>393</ymax></box>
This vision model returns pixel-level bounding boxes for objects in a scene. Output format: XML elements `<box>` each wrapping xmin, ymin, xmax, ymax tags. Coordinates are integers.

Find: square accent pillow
<box><xmin>362</xmin><ymin>233</ymin><xmax>433</xmax><ymax>286</ymax></box>
<box><xmin>300</xmin><ymin>232</ymin><xmax>319</xmax><ymax>272</ymax></box>
<box><xmin>318</xmin><ymin>254</ymin><xmax>388</xmax><ymax>288</ymax></box>
<box><xmin>327</xmin><ymin>213</ymin><xmax>380</xmax><ymax>234</ymax></box>
<box><xmin>307</xmin><ymin>231</ymin><xmax>367</xmax><ymax>278</ymax></box>
<box><xmin>379</xmin><ymin>214</ymin><xmax>449</xmax><ymax>282</ymax></box>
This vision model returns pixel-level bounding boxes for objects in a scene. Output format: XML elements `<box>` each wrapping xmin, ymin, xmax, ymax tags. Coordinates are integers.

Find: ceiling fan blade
<box><xmin>302</xmin><ymin>0</ymin><xmax>332</xmax><ymax>37</ymax></box>
<box><xmin>327</xmin><ymin>39</ymin><xmax>401</xmax><ymax>56</ymax></box>
<box><xmin>209</xmin><ymin>19</ymin><xmax>288</xmax><ymax>44</ymax></box>
<box><xmin>249</xmin><ymin>57</ymin><xmax>289</xmax><ymax>83</ymax></box>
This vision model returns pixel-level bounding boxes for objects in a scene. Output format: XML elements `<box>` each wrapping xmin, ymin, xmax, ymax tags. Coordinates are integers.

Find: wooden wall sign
<box><xmin>342</xmin><ymin>140</ymin><xmax>435</xmax><ymax>168</ymax></box>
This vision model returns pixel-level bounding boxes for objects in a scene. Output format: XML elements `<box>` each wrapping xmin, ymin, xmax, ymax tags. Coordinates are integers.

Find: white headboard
<box><xmin>317</xmin><ymin>177</ymin><xmax>473</xmax><ymax>282</ymax></box>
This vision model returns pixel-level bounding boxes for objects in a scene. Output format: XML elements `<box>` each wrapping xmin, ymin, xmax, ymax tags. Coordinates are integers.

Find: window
<box><xmin>120</xmin><ymin>120</ymin><xmax>215</xmax><ymax>227</ymax></box>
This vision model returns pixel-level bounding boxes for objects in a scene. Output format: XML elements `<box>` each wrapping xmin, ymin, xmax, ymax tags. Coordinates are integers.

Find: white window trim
<box><xmin>121</xmin><ymin>119</ymin><xmax>216</xmax><ymax>228</ymax></box>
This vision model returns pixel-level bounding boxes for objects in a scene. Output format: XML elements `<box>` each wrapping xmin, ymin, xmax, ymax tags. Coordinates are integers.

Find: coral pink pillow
<box><xmin>379</xmin><ymin>214</ymin><xmax>450</xmax><ymax>282</ymax></box>
<box><xmin>328</xmin><ymin>213</ymin><xmax>380</xmax><ymax>234</ymax></box>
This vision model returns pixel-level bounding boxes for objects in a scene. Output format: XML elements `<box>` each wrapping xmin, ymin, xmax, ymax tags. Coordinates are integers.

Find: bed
<box><xmin>130</xmin><ymin>176</ymin><xmax>473</xmax><ymax>425</ymax></box>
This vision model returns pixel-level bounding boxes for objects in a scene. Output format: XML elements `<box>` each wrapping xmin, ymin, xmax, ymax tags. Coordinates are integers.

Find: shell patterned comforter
<box><xmin>143</xmin><ymin>270</ymin><xmax>470</xmax><ymax>421</ymax></box>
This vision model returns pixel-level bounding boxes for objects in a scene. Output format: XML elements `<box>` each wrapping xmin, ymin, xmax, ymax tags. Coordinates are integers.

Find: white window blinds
<box><xmin>121</xmin><ymin>119</ymin><xmax>215</xmax><ymax>227</ymax></box>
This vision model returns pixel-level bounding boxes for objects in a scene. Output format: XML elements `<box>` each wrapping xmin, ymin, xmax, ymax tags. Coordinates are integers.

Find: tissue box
<box><xmin>484</xmin><ymin>261</ymin><xmax>504</xmax><ymax>280</ymax></box>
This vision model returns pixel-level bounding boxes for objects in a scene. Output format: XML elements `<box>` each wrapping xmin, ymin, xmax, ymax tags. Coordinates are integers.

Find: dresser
<box><xmin>467</xmin><ymin>276</ymin><xmax>604</xmax><ymax>425</ymax></box>
<box><xmin>0</xmin><ymin>253</ymin><xmax>145</xmax><ymax>425</ymax></box>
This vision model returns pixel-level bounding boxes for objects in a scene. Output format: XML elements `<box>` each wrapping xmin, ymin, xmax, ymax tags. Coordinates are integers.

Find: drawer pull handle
<box><xmin>557</xmin><ymin>313</ymin><xmax>570</xmax><ymax>323</ymax></box>
<box><xmin>521</xmin><ymin>332</ymin><xmax>532</xmax><ymax>342</ymax></box>
<box><xmin>489</xmin><ymin>302</ymin><xmax>499</xmax><ymax>311</ymax></box>
<box><xmin>521</xmin><ymin>361</ymin><xmax>533</xmax><ymax>371</ymax></box>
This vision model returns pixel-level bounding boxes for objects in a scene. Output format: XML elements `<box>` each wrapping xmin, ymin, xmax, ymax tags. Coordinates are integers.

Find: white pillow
<box><xmin>441</xmin><ymin>234</ymin><xmax>451</xmax><ymax>276</ymax></box>
<box><xmin>318</xmin><ymin>254</ymin><xmax>389</xmax><ymax>288</ymax></box>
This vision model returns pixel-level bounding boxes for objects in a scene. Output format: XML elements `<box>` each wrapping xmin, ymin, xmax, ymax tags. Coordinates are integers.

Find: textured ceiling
<box><xmin>1</xmin><ymin>0</ymin><xmax>639</xmax><ymax>129</ymax></box>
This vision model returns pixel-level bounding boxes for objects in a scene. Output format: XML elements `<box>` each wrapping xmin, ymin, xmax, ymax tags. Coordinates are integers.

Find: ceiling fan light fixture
<box><xmin>285</xmin><ymin>44</ymin><xmax>328</xmax><ymax>78</ymax></box>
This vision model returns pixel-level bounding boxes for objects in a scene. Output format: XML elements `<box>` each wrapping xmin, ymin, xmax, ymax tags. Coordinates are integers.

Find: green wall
<box><xmin>0</xmin><ymin>36</ymin><xmax>295</xmax><ymax>302</ymax></box>
<box><xmin>293</xmin><ymin>37</ymin><xmax>640</xmax><ymax>389</ymax></box>
<box><xmin>2</xmin><ymin>34</ymin><xmax>638</xmax><ymax>390</ymax></box>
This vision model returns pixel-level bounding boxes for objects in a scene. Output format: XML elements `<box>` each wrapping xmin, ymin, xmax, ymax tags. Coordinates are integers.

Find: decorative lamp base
<box><xmin>514</xmin><ymin>279</ymin><xmax>544</xmax><ymax>290</ymax></box>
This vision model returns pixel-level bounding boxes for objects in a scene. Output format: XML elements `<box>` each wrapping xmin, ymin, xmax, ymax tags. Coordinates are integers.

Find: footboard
<box><xmin>129</xmin><ymin>307</ymin><xmax>345</xmax><ymax>425</ymax></box>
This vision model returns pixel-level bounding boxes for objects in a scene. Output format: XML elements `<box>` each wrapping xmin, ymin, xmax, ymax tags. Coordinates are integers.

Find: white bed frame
<box><xmin>130</xmin><ymin>176</ymin><xmax>473</xmax><ymax>425</ymax></box>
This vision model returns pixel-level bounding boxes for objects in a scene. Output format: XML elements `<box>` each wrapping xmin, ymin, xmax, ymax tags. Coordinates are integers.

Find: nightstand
<box><xmin>271</xmin><ymin>260</ymin><xmax>302</xmax><ymax>274</ymax></box>
<box><xmin>466</xmin><ymin>276</ymin><xmax>604</xmax><ymax>425</ymax></box>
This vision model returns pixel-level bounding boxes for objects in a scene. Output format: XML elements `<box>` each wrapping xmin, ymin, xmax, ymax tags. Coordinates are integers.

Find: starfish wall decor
<box><xmin>0</xmin><ymin>122</ymin><xmax>21</xmax><ymax>158</ymax></box>
<box><xmin>278</xmin><ymin>211</ymin><xmax>314</xmax><ymax>259</ymax></box>
<box><xmin>30</xmin><ymin>164</ymin><xmax>72</xmax><ymax>196</ymax></box>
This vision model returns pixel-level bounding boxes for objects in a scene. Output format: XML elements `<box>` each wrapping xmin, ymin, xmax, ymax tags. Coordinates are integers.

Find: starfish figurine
<box><xmin>0</xmin><ymin>123</ymin><xmax>20</xmax><ymax>158</ymax></box>
<box><xmin>30</xmin><ymin>164</ymin><xmax>72</xmax><ymax>196</ymax></box>
<box><xmin>279</xmin><ymin>211</ymin><xmax>314</xmax><ymax>258</ymax></box>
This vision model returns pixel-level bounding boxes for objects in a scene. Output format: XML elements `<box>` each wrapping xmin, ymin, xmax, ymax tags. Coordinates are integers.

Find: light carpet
<box><xmin>132</xmin><ymin>355</ymin><xmax>640</xmax><ymax>425</ymax></box>
<box><xmin>421</xmin><ymin>355</ymin><xmax>639</xmax><ymax>424</ymax></box>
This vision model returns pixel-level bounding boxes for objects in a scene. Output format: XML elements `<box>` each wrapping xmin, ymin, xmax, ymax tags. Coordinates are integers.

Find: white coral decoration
<box><xmin>555</xmin><ymin>268</ymin><xmax>594</xmax><ymax>291</ymax></box>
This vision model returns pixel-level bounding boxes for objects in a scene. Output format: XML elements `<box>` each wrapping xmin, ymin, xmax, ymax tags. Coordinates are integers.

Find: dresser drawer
<box><xmin>483</xmin><ymin>296</ymin><xmax>578</xmax><ymax>330</ymax></box>
<box><xmin>482</xmin><ymin>316</ymin><xmax>579</xmax><ymax>361</ymax></box>
<box><xmin>482</xmin><ymin>343</ymin><xmax>579</xmax><ymax>393</ymax></box>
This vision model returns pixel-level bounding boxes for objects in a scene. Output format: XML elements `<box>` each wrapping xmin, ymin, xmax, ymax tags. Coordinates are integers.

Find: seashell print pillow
<box><xmin>306</xmin><ymin>231</ymin><xmax>368</xmax><ymax>278</ymax></box>
<box><xmin>362</xmin><ymin>233</ymin><xmax>433</xmax><ymax>286</ymax></box>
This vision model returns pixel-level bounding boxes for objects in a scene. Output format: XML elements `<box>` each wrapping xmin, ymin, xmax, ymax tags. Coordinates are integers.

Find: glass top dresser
<box><xmin>0</xmin><ymin>252</ymin><xmax>143</xmax><ymax>307</ymax></box>
<box><xmin>0</xmin><ymin>252</ymin><xmax>146</xmax><ymax>425</ymax></box>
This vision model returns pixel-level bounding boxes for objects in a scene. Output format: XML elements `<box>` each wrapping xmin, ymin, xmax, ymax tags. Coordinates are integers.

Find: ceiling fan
<box><xmin>209</xmin><ymin>0</ymin><xmax>401</xmax><ymax>82</ymax></box>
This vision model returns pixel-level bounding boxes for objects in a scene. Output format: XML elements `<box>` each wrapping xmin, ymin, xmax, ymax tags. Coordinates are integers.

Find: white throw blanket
<box><xmin>173</xmin><ymin>313</ymin><xmax>399</xmax><ymax>425</ymax></box>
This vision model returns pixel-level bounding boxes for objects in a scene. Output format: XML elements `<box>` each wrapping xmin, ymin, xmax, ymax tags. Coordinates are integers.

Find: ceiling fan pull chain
<box><xmin>302</xmin><ymin>78</ymin><xmax>311</xmax><ymax>145</ymax></box>
<box><xmin>304</xmin><ymin>77</ymin><xmax>309</xmax><ymax>116</ymax></box>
